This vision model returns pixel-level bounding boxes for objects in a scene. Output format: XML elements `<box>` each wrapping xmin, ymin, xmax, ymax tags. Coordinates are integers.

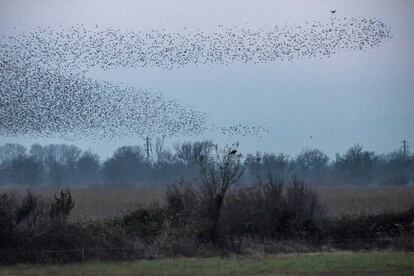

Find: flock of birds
<box><xmin>215</xmin><ymin>124</ymin><xmax>270</xmax><ymax>138</ymax></box>
<box><xmin>0</xmin><ymin>61</ymin><xmax>207</xmax><ymax>139</ymax></box>
<box><xmin>0</xmin><ymin>16</ymin><xmax>392</xmax><ymax>140</ymax></box>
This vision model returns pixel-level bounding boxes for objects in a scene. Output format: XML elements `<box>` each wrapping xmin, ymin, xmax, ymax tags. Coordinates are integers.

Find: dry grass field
<box><xmin>314</xmin><ymin>186</ymin><xmax>414</xmax><ymax>217</ymax></box>
<box><xmin>0</xmin><ymin>186</ymin><xmax>164</xmax><ymax>221</ymax></box>
<box><xmin>1</xmin><ymin>185</ymin><xmax>414</xmax><ymax>221</ymax></box>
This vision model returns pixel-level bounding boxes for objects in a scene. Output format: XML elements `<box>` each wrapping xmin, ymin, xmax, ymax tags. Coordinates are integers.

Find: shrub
<box><xmin>0</xmin><ymin>192</ymin><xmax>48</xmax><ymax>249</ymax></box>
<box><xmin>224</xmin><ymin>182</ymin><xmax>284</xmax><ymax>239</ymax></box>
<box><xmin>50</xmin><ymin>189</ymin><xmax>75</xmax><ymax>223</ymax></box>
<box><xmin>120</xmin><ymin>206</ymin><xmax>165</xmax><ymax>243</ymax></box>
<box><xmin>223</xmin><ymin>179</ymin><xmax>323</xmax><ymax>240</ymax></box>
<box><xmin>326</xmin><ymin>207</ymin><xmax>414</xmax><ymax>240</ymax></box>
<box><xmin>0</xmin><ymin>190</ymin><xmax>134</xmax><ymax>264</ymax></box>
<box><xmin>0</xmin><ymin>193</ymin><xmax>18</xmax><ymax>248</ymax></box>
<box><xmin>165</xmin><ymin>181</ymin><xmax>199</xmax><ymax>229</ymax></box>
<box><xmin>284</xmin><ymin>179</ymin><xmax>323</xmax><ymax>237</ymax></box>
<box><xmin>1</xmin><ymin>186</ymin><xmax>413</xmax><ymax>264</ymax></box>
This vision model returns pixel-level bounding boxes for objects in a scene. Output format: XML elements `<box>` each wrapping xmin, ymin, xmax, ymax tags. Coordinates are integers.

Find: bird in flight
<box><xmin>229</xmin><ymin>150</ymin><xmax>237</xmax><ymax>155</ymax></box>
<box><xmin>331</xmin><ymin>10</ymin><xmax>336</xmax><ymax>13</ymax></box>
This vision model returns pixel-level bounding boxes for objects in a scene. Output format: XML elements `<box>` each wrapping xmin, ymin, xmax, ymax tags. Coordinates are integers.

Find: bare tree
<box><xmin>245</xmin><ymin>152</ymin><xmax>291</xmax><ymax>184</ymax></box>
<box><xmin>196</xmin><ymin>143</ymin><xmax>244</xmax><ymax>241</ymax></box>
<box><xmin>294</xmin><ymin>148</ymin><xmax>329</xmax><ymax>185</ymax></box>
<box><xmin>102</xmin><ymin>145</ymin><xmax>147</xmax><ymax>186</ymax></box>
<box><xmin>0</xmin><ymin>144</ymin><xmax>27</xmax><ymax>165</ymax></box>
<box><xmin>153</xmin><ymin>136</ymin><xmax>173</xmax><ymax>165</ymax></box>
<box><xmin>75</xmin><ymin>150</ymin><xmax>100</xmax><ymax>186</ymax></box>
<box><xmin>175</xmin><ymin>140</ymin><xmax>214</xmax><ymax>165</ymax></box>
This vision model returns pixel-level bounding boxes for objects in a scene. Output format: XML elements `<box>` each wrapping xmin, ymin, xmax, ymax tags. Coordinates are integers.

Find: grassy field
<box><xmin>1</xmin><ymin>252</ymin><xmax>414</xmax><ymax>275</ymax></box>
<box><xmin>1</xmin><ymin>186</ymin><xmax>413</xmax><ymax>221</ymax></box>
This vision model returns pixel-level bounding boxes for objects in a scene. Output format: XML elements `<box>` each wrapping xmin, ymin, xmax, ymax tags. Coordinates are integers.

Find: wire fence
<box><xmin>1</xmin><ymin>237</ymin><xmax>413</xmax><ymax>264</ymax></box>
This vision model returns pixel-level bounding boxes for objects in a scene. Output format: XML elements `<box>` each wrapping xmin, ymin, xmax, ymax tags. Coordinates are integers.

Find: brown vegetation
<box><xmin>1</xmin><ymin>183</ymin><xmax>414</xmax><ymax>264</ymax></box>
<box><xmin>315</xmin><ymin>186</ymin><xmax>414</xmax><ymax>217</ymax></box>
<box><xmin>1</xmin><ymin>186</ymin><xmax>413</xmax><ymax>222</ymax></box>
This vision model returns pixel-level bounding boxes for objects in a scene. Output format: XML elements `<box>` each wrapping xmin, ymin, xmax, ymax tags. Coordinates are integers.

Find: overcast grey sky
<box><xmin>1</xmin><ymin>0</ymin><xmax>413</xmax><ymax>158</ymax></box>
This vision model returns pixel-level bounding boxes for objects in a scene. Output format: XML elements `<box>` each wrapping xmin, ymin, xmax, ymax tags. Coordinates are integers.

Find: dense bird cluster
<box><xmin>0</xmin><ymin>60</ymin><xmax>207</xmax><ymax>139</ymax></box>
<box><xmin>0</xmin><ymin>17</ymin><xmax>392</xmax><ymax>139</ymax></box>
<box><xmin>1</xmin><ymin>17</ymin><xmax>392</xmax><ymax>71</ymax></box>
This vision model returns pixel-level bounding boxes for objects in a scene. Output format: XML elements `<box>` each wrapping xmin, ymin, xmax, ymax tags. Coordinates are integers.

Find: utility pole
<box><xmin>402</xmin><ymin>139</ymin><xmax>408</xmax><ymax>158</ymax></box>
<box><xmin>145</xmin><ymin>136</ymin><xmax>151</xmax><ymax>162</ymax></box>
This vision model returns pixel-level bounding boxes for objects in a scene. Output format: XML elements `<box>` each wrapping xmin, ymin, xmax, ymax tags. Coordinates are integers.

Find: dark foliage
<box><xmin>50</xmin><ymin>189</ymin><xmax>75</xmax><ymax>223</ymax></box>
<box><xmin>326</xmin><ymin>207</ymin><xmax>414</xmax><ymax>240</ymax></box>
<box><xmin>120</xmin><ymin>207</ymin><xmax>165</xmax><ymax>243</ymax></box>
<box><xmin>165</xmin><ymin>181</ymin><xmax>199</xmax><ymax>229</ymax></box>
<box><xmin>0</xmin><ymin>190</ymin><xmax>133</xmax><ymax>264</ymax></box>
<box><xmin>0</xmin><ymin>187</ymin><xmax>413</xmax><ymax>264</ymax></box>
<box><xmin>224</xmin><ymin>179</ymin><xmax>323</xmax><ymax>240</ymax></box>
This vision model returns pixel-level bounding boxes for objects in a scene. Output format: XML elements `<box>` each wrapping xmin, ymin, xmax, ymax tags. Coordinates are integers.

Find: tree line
<box><xmin>0</xmin><ymin>140</ymin><xmax>413</xmax><ymax>187</ymax></box>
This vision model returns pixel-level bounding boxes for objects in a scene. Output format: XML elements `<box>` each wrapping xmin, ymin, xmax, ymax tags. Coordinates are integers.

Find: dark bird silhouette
<box><xmin>229</xmin><ymin>150</ymin><xmax>237</xmax><ymax>155</ymax></box>
<box><xmin>331</xmin><ymin>10</ymin><xmax>336</xmax><ymax>13</ymax></box>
